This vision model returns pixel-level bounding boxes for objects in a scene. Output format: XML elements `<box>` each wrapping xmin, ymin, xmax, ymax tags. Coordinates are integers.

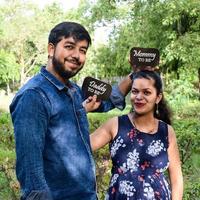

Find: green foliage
<box><xmin>87</xmin><ymin>0</ymin><xmax>200</xmax><ymax>80</ymax></box>
<box><xmin>88</xmin><ymin>106</ymin><xmax>131</xmax><ymax>132</ymax></box>
<box><xmin>0</xmin><ymin>50</ymin><xmax>20</xmax><ymax>87</ymax></box>
<box><xmin>173</xmin><ymin>119</ymin><xmax>200</xmax><ymax>170</ymax></box>
<box><xmin>172</xmin><ymin>100</ymin><xmax>200</xmax><ymax>119</ymax></box>
<box><xmin>166</xmin><ymin>79</ymin><xmax>198</xmax><ymax>101</ymax></box>
<box><xmin>165</xmin><ymin>75</ymin><xmax>200</xmax><ymax>199</ymax></box>
<box><xmin>161</xmin><ymin>0</ymin><xmax>200</xmax><ymax>73</ymax></box>
<box><xmin>0</xmin><ymin>0</ymin><xmax>92</xmax><ymax>88</ymax></box>
<box><xmin>0</xmin><ymin>111</ymin><xmax>15</xmax><ymax>150</ymax></box>
<box><xmin>165</xmin><ymin>73</ymin><xmax>200</xmax><ymax>117</ymax></box>
<box><xmin>0</xmin><ymin>111</ymin><xmax>20</xmax><ymax>200</ymax></box>
<box><xmin>93</xmin><ymin>145</ymin><xmax>111</xmax><ymax>200</ymax></box>
<box><xmin>1</xmin><ymin>0</ymin><xmax>200</xmax><ymax>89</ymax></box>
<box><xmin>183</xmin><ymin>179</ymin><xmax>200</xmax><ymax>200</ymax></box>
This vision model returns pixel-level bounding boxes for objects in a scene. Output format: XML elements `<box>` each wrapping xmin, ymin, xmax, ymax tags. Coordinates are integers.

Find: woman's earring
<box><xmin>156</xmin><ymin>103</ymin><xmax>159</xmax><ymax>115</ymax></box>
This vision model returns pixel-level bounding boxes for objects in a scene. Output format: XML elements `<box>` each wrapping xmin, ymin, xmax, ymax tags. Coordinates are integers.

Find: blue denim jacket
<box><xmin>10</xmin><ymin>67</ymin><xmax>125</xmax><ymax>200</ymax></box>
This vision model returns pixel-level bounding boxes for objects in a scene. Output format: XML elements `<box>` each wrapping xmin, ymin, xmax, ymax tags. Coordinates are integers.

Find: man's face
<box><xmin>50</xmin><ymin>36</ymin><xmax>88</xmax><ymax>79</ymax></box>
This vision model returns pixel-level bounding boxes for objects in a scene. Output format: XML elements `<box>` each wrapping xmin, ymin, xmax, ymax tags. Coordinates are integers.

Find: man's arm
<box><xmin>10</xmin><ymin>89</ymin><xmax>53</xmax><ymax>200</ymax></box>
<box><xmin>82</xmin><ymin>74</ymin><xmax>132</xmax><ymax>113</ymax></box>
<box><xmin>117</xmin><ymin>73</ymin><xmax>132</xmax><ymax>96</ymax></box>
<box><xmin>96</xmin><ymin>74</ymin><xmax>133</xmax><ymax>111</ymax></box>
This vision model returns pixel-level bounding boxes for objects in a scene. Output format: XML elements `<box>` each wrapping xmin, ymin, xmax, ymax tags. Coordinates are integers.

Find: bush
<box><xmin>173</xmin><ymin>119</ymin><xmax>200</xmax><ymax>165</ymax></box>
<box><xmin>0</xmin><ymin>111</ymin><xmax>15</xmax><ymax>150</ymax></box>
<box><xmin>170</xmin><ymin>100</ymin><xmax>200</xmax><ymax>119</ymax></box>
<box><xmin>0</xmin><ymin>111</ymin><xmax>20</xmax><ymax>200</ymax></box>
<box><xmin>173</xmin><ymin>118</ymin><xmax>200</xmax><ymax>199</ymax></box>
<box><xmin>183</xmin><ymin>180</ymin><xmax>200</xmax><ymax>200</ymax></box>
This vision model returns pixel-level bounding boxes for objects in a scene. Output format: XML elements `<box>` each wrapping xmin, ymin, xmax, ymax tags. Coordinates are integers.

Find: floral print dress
<box><xmin>106</xmin><ymin>115</ymin><xmax>171</xmax><ymax>200</ymax></box>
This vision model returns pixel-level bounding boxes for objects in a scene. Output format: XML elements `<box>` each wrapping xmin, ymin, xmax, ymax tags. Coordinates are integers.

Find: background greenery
<box><xmin>0</xmin><ymin>0</ymin><xmax>200</xmax><ymax>199</ymax></box>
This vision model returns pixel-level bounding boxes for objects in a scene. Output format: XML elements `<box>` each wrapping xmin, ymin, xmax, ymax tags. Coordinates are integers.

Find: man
<box><xmin>10</xmin><ymin>22</ymin><xmax>132</xmax><ymax>200</ymax></box>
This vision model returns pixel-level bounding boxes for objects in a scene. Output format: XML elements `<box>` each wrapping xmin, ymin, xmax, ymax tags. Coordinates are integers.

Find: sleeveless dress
<box><xmin>106</xmin><ymin>115</ymin><xmax>171</xmax><ymax>200</ymax></box>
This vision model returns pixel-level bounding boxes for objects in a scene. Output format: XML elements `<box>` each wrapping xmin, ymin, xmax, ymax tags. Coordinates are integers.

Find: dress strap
<box><xmin>157</xmin><ymin>120</ymin><xmax>169</xmax><ymax>148</ymax></box>
<box><xmin>109</xmin><ymin>115</ymin><xmax>132</xmax><ymax>143</ymax></box>
<box><xmin>118</xmin><ymin>115</ymin><xmax>133</xmax><ymax>133</ymax></box>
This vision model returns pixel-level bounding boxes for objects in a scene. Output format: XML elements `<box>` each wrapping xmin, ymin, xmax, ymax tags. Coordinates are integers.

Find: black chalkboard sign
<box><xmin>130</xmin><ymin>47</ymin><xmax>160</xmax><ymax>67</ymax></box>
<box><xmin>82</xmin><ymin>77</ymin><xmax>112</xmax><ymax>100</ymax></box>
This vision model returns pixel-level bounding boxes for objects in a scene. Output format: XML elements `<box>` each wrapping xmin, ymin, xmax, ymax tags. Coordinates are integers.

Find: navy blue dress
<box><xmin>106</xmin><ymin>115</ymin><xmax>171</xmax><ymax>200</ymax></box>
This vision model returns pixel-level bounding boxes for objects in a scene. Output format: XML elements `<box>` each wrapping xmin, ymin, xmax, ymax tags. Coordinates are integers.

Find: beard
<box><xmin>52</xmin><ymin>56</ymin><xmax>83</xmax><ymax>79</ymax></box>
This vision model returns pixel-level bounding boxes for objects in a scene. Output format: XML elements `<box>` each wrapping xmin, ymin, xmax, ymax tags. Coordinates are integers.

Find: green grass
<box><xmin>0</xmin><ymin>149</ymin><xmax>15</xmax><ymax>163</ymax></box>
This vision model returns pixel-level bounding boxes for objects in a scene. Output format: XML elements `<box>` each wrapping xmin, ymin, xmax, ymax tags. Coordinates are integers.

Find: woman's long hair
<box><xmin>131</xmin><ymin>70</ymin><xmax>172</xmax><ymax>125</ymax></box>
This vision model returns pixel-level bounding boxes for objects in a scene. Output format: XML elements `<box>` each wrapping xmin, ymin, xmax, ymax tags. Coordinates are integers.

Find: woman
<box><xmin>90</xmin><ymin>70</ymin><xmax>183</xmax><ymax>200</ymax></box>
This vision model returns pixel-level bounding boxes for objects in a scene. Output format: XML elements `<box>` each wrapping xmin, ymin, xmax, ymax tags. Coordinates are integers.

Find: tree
<box><xmin>0</xmin><ymin>50</ymin><xmax>19</xmax><ymax>94</ymax></box>
<box><xmin>0</xmin><ymin>0</ymin><xmax>98</xmax><ymax>88</ymax></box>
<box><xmin>0</xmin><ymin>0</ymin><xmax>65</xmax><ymax>87</ymax></box>
<box><xmin>87</xmin><ymin>0</ymin><xmax>200</xmax><ymax>86</ymax></box>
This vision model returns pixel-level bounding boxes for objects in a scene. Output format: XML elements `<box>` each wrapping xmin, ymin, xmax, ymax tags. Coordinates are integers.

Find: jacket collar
<box><xmin>40</xmin><ymin>66</ymin><xmax>70</xmax><ymax>91</ymax></box>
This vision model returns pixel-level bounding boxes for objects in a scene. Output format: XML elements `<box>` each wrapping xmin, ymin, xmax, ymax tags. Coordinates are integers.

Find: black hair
<box><xmin>48</xmin><ymin>21</ymin><xmax>91</xmax><ymax>47</ymax></box>
<box><xmin>131</xmin><ymin>70</ymin><xmax>172</xmax><ymax>125</ymax></box>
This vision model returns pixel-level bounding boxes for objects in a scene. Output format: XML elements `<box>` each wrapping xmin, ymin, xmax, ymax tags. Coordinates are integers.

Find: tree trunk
<box><xmin>6</xmin><ymin>83</ymin><xmax>10</xmax><ymax>95</ymax></box>
<box><xmin>19</xmin><ymin>54</ymin><xmax>37</xmax><ymax>87</ymax></box>
<box><xmin>20</xmin><ymin>65</ymin><xmax>26</xmax><ymax>87</ymax></box>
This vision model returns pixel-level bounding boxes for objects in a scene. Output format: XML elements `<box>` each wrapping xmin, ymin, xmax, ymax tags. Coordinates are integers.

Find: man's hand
<box><xmin>82</xmin><ymin>95</ymin><xmax>101</xmax><ymax>113</ymax></box>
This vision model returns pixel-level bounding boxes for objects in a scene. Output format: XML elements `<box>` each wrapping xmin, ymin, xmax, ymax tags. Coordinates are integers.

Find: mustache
<box><xmin>64</xmin><ymin>57</ymin><xmax>81</xmax><ymax>65</ymax></box>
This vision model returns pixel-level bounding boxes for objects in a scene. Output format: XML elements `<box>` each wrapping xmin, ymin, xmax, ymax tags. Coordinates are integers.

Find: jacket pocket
<box><xmin>24</xmin><ymin>190</ymin><xmax>53</xmax><ymax>200</ymax></box>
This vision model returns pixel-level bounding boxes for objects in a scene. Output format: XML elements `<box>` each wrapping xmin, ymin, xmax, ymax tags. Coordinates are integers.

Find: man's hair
<box><xmin>48</xmin><ymin>21</ymin><xmax>91</xmax><ymax>47</ymax></box>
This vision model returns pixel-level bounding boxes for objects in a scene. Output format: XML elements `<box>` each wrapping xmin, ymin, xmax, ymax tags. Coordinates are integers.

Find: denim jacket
<box><xmin>10</xmin><ymin>67</ymin><xmax>125</xmax><ymax>200</ymax></box>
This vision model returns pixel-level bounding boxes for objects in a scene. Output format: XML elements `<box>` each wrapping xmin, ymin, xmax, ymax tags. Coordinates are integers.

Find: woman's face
<box><xmin>130</xmin><ymin>77</ymin><xmax>162</xmax><ymax>116</ymax></box>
